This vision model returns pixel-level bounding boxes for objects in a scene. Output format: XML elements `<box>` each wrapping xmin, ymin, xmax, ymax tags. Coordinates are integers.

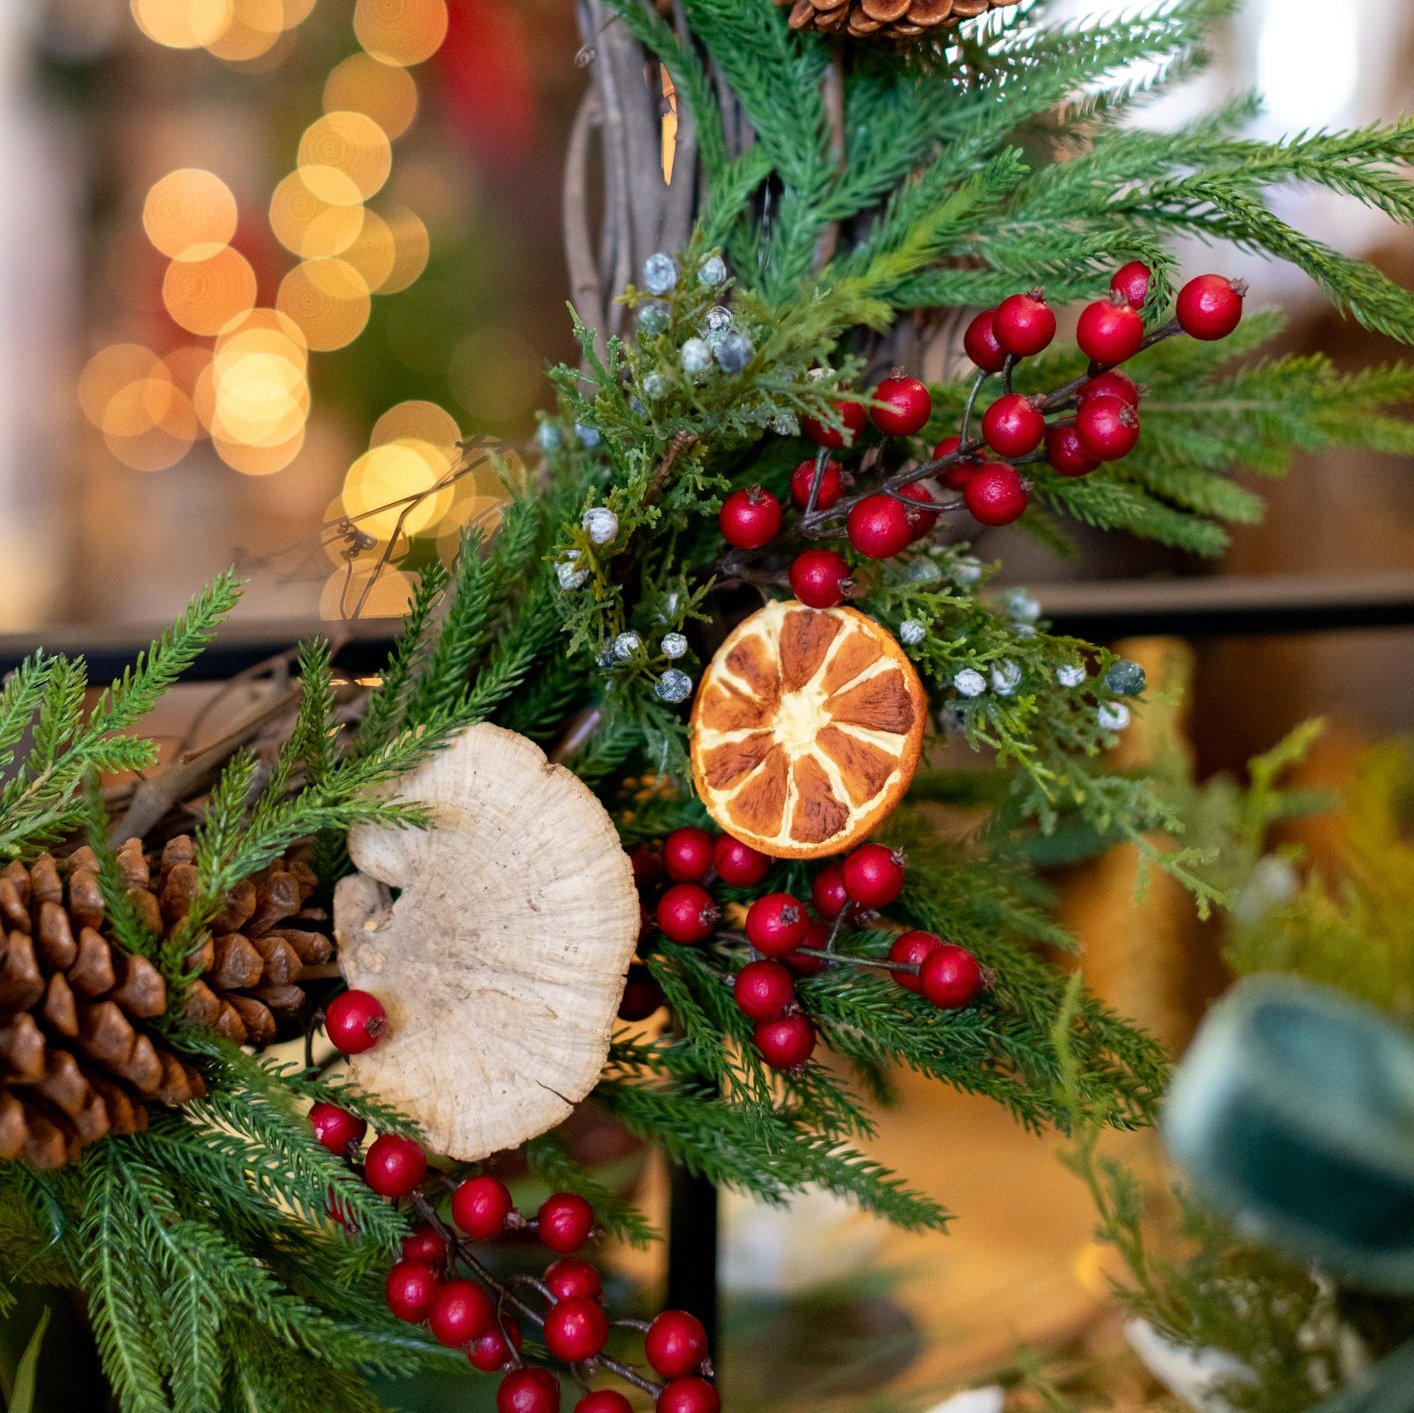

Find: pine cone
<box><xmin>782</xmin><ymin>0</ymin><xmax>1020</xmax><ymax>41</ymax></box>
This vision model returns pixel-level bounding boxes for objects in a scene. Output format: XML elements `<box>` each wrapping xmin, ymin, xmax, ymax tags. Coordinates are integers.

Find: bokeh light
<box><xmin>340</xmin><ymin>208</ymin><xmax>398</xmax><ymax>290</ymax></box>
<box><xmin>130</xmin><ymin>0</ymin><xmax>234</xmax><ymax>49</ymax></box>
<box><xmin>323</xmin><ymin>53</ymin><xmax>419</xmax><ymax>140</ymax></box>
<box><xmin>203</xmin><ymin>0</ymin><xmax>283</xmax><ymax>60</ymax></box>
<box><xmin>370</xmin><ymin>399</ymin><xmax>460</xmax><ymax>448</ymax></box>
<box><xmin>341</xmin><ymin>440</ymin><xmax>453</xmax><ymax>536</ymax></box>
<box><xmin>352</xmin><ymin>0</ymin><xmax>448</xmax><ymax>67</ymax></box>
<box><xmin>143</xmin><ymin>170</ymin><xmax>239</xmax><ymax>258</ymax></box>
<box><xmin>320</xmin><ymin>564</ymin><xmax>416</xmax><ymax>620</ymax></box>
<box><xmin>80</xmin><ymin>345</ymin><xmax>199</xmax><ymax>472</ymax></box>
<box><xmin>162</xmin><ymin>243</ymin><xmax>258</xmax><ymax>335</ymax></box>
<box><xmin>276</xmin><ymin>258</ymin><xmax>372</xmax><ymax>349</ymax></box>
<box><xmin>376</xmin><ymin>204</ymin><xmax>430</xmax><ymax>293</ymax></box>
<box><xmin>298</xmin><ymin>112</ymin><xmax>392</xmax><ymax>201</ymax></box>
<box><xmin>270</xmin><ymin>168</ymin><xmax>365</xmax><ymax>257</ymax></box>
<box><xmin>449</xmin><ymin>326</ymin><xmax>543</xmax><ymax>422</ymax></box>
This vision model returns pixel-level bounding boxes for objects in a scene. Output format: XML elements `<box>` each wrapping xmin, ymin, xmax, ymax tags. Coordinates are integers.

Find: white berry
<box><xmin>1004</xmin><ymin>590</ymin><xmax>1041</xmax><ymax>623</ymax></box>
<box><xmin>660</xmin><ymin>632</ymin><xmax>688</xmax><ymax>659</ymax></box>
<box><xmin>953</xmin><ymin>668</ymin><xmax>987</xmax><ymax>698</ymax></box>
<box><xmin>643</xmin><ymin>252</ymin><xmax>679</xmax><ymax>295</ymax></box>
<box><xmin>698</xmin><ymin>254</ymin><xmax>728</xmax><ymax>288</ymax></box>
<box><xmin>555</xmin><ymin>553</ymin><xmax>589</xmax><ymax>590</ymax></box>
<box><xmin>1057</xmin><ymin>664</ymin><xmax>1086</xmax><ymax>687</ymax></box>
<box><xmin>613</xmin><ymin>631</ymin><xmax>642</xmax><ymax>660</ymax></box>
<box><xmin>655</xmin><ymin>669</ymin><xmax>694</xmax><ymax>704</ymax></box>
<box><xmin>681</xmin><ymin>337</ymin><xmax>712</xmax><ymax>375</ymax></box>
<box><xmin>1097</xmin><ymin>702</ymin><xmax>1131</xmax><ymax>731</ymax></box>
<box><xmin>582</xmin><ymin>507</ymin><xmax>619</xmax><ymax>545</ymax></box>
<box><xmin>899</xmin><ymin>619</ymin><xmax>926</xmax><ymax>646</ymax></box>
<box><xmin>991</xmin><ymin>660</ymin><xmax>1022</xmax><ymax>696</ymax></box>
<box><xmin>952</xmin><ymin>556</ymin><xmax>983</xmax><ymax>585</ymax></box>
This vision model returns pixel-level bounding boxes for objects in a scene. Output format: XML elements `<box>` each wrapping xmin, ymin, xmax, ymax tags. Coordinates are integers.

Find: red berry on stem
<box><xmin>1111</xmin><ymin>260</ymin><xmax>1151</xmax><ymax>308</ymax></box>
<box><xmin>790</xmin><ymin>457</ymin><xmax>843</xmax><ymax>510</ymax></box>
<box><xmin>897</xmin><ymin>480</ymin><xmax>940</xmax><ymax>540</ymax></box>
<box><xmin>933</xmin><ymin>435</ymin><xmax>982</xmax><ymax>492</ymax></box>
<box><xmin>656</xmin><ymin>884</ymin><xmax>719</xmax><ymax>945</ymax></box>
<box><xmin>963</xmin><ymin>309</ymin><xmax>1008</xmax><ymax>373</ymax></box>
<box><xmin>385</xmin><ymin>1260</ymin><xmax>439</xmax><ymax>1322</ymax></box>
<box><xmin>576</xmin><ymin>1394</ymin><xmax>633</xmax><ymax>1413</ymax></box>
<box><xmin>802</xmin><ymin>398</ymin><xmax>867</xmax><ymax>450</ymax></box>
<box><xmin>745</xmin><ymin>893</ymin><xmax>809</xmax><ymax>956</ymax></box>
<box><xmin>754</xmin><ymin>1013</ymin><xmax>817</xmax><ymax>1070</ymax></box>
<box><xmin>498</xmin><ymin>1367</ymin><xmax>562</xmax><ymax>1413</ymax></box>
<box><xmin>657</xmin><ymin>1380</ymin><xmax>720</xmax><ymax>1413</ymax></box>
<box><xmin>468</xmin><ymin>1318</ymin><xmax>523</xmax><ymax>1372</ymax></box>
<box><xmin>963</xmin><ymin>463</ymin><xmax>1029</xmax><ymax>526</ymax></box>
<box><xmin>430</xmin><ymin>1279</ymin><xmax>495</xmax><ymax>1347</ymax></box>
<box><xmin>645</xmin><ymin>1309</ymin><xmax>711</xmax><ymax>1378</ymax></box>
<box><xmin>309</xmin><ymin>1102</ymin><xmax>366</xmax><ymax>1154</ymax></box>
<box><xmin>1079</xmin><ymin>369</ymin><xmax>1140</xmax><ymax>408</ymax></box>
<box><xmin>871</xmin><ymin>376</ymin><xmax>932</xmax><ymax>437</ymax></box>
<box><xmin>785</xmin><ymin>917</ymin><xmax>827</xmax><ymax>977</ymax></box>
<box><xmin>733</xmin><ymin>960</ymin><xmax>796</xmax><ymax>1021</ymax></box>
<box><xmin>1076</xmin><ymin>297</ymin><xmax>1145</xmax><ymax>365</ymax></box>
<box><xmin>402</xmin><ymin>1224</ymin><xmax>447</xmax><ymax>1265</ymax></box>
<box><xmin>618</xmin><ymin>965</ymin><xmax>664</xmax><ymax>1022</ymax></box>
<box><xmin>920</xmin><ymin>944</ymin><xmax>984</xmax><ymax>1010</ymax></box>
<box><xmin>720</xmin><ymin>486</ymin><xmax>782</xmax><ymax>549</ymax></box>
<box><xmin>889</xmin><ymin>931</ymin><xmax>943</xmax><ymax>993</ymax></box>
<box><xmin>1177</xmin><ymin>273</ymin><xmax>1244</xmax><ymax>340</ymax></box>
<box><xmin>452</xmin><ymin>1174</ymin><xmax>515</xmax><ymax>1240</ymax></box>
<box><xmin>1076</xmin><ymin>395</ymin><xmax>1140</xmax><ymax>461</ymax></box>
<box><xmin>663</xmin><ymin>827</ymin><xmax>714</xmax><ymax>883</ymax></box>
<box><xmin>993</xmin><ymin>291</ymin><xmax>1056</xmax><ymax>357</ymax></box>
<box><xmin>325</xmin><ymin>989</ymin><xmax>386</xmax><ymax>1054</ymax></box>
<box><xmin>544</xmin><ymin>1258</ymin><xmax>602</xmax><ymax>1303</ymax></box>
<box><xmin>981</xmin><ymin>393</ymin><xmax>1046</xmax><ymax>458</ymax></box>
<box><xmin>847</xmin><ymin>494</ymin><xmax>914</xmax><ymax>560</ymax></box>
<box><xmin>811</xmin><ymin>866</ymin><xmax>848</xmax><ymax>919</ymax></box>
<box><xmin>363</xmin><ymin>1133</ymin><xmax>426</xmax><ymax>1197</ymax></box>
<box><xmin>790</xmin><ymin>549</ymin><xmax>852</xmax><ymax>609</ymax></box>
<box><xmin>712</xmin><ymin>834</ymin><xmax>771</xmax><ymax>888</ymax></box>
<box><xmin>1045</xmin><ymin>423</ymin><xmax>1100</xmax><ymax>478</ymax></box>
<box><xmin>842</xmin><ymin>843</ymin><xmax>906</xmax><ymax>908</ymax></box>
<box><xmin>538</xmin><ymin>1193</ymin><xmax>596</xmax><ymax>1253</ymax></box>
<box><xmin>627</xmin><ymin>842</ymin><xmax>663</xmax><ymax>886</ymax></box>
<box><xmin>544</xmin><ymin>1296</ymin><xmax>610</xmax><ymax>1362</ymax></box>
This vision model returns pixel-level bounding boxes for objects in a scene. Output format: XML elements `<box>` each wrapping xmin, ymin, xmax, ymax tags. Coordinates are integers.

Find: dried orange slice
<box><xmin>690</xmin><ymin>599</ymin><xmax>927</xmax><ymax>859</ymax></box>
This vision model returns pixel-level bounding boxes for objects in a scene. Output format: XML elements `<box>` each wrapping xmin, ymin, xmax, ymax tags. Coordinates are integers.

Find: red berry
<box><xmin>402</xmin><ymin>1223</ymin><xmax>448</xmax><ymax>1265</ymax></box>
<box><xmin>576</xmin><ymin>1393</ymin><xmax>633</xmax><ymax>1413</ymax></box>
<box><xmin>811</xmin><ymin>866</ymin><xmax>848</xmax><ymax>919</ymax></box>
<box><xmin>993</xmin><ymin>291</ymin><xmax>1056</xmax><ymax>358</ymax></box>
<box><xmin>544</xmin><ymin>1296</ymin><xmax>609</xmax><ymax>1362</ymax></box>
<box><xmin>1177</xmin><ymin>273</ymin><xmax>1244</xmax><ymax>340</ymax></box>
<box><xmin>981</xmin><ymin>393</ymin><xmax>1045</xmax><ymax>457</ymax></box>
<box><xmin>1077</xmin><ymin>297</ymin><xmax>1145</xmax><ymax>365</ymax></box>
<box><xmin>663</xmin><ymin>826</ymin><xmax>714</xmax><ymax>883</ymax></box>
<box><xmin>720</xmin><ymin>486</ymin><xmax>782</xmax><ymax>549</ymax></box>
<box><xmin>538</xmin><ymin>1193</ymin><xmax>596</xmax><ymax>1254</ymax></box>
<box><xmin>919</xmin><ymin>944</ymin><xmax>984</xmax><ymax>1009</ymax></box>
<box><xmin>656</xmin><ymin>884</ymin><xmax>719</xmax><ymax>945</ymax></box>
<box><xmin>468</xmin><ymin>1318</ymin><xmax>523</xmax><ymax>1372</ymax></box>
<box><xmin>871</xmin><ymin>376</ymin><xmax>932</xmax><ymax>437</ymax></box>
<box><xmin>789</xmin><ymin>548</ymin><xmax>852</xmax><ymax>608</ymax></box>
<box><xmin>430</xmin><ymin>1278</ymin><xmax>495</xmax><ymax>1347</ymax></box>
<box><xmin>842</xmin><ymin>843</ymin><xmax>906</xmax><ymax>908</ymax></box>
<box><xmin>385</xmin><ymin>1260</ymin><xmax>439</xmax><ymax>1322</ymax></box>
<box><xmin>544</xmin><ymin>1258</ymin><xmax>602</xmax><ymax>1303</ymax></box>
<box><xmin>934</xmin><ymin>435</ymin><xmax>981</xmax><ymax>492</ymax></box>
<box><xmin>309</xmin><ymin>1102</ymin><xmax>366</xmax><ymax>1155</ymax></box>
<box><xmin>498</xmin><ymin>1367</ymin><xmax>562</xmax><ymax>1413</ymax></box>
<box><xmin>1075</xmin><ymin>394</ymin><xmax>1140</xmax><ymax>461</ymax></box>
<box><xmin>789</xmin><ymin>457</ymin><xmax>844</xmax><ymax>510</ymax></box>
<box><xmin>785</xmin><ymin>917</ymin><xmax>828</xmax><ymax>977</ymax></box>
<box><xmin>712</xmin><ymin>834</ymin><xmax>771</xmax><ymax>888</ymax></box>
<box><xmin>1111</xmin><ymin>260</ymin><xmax>1151</xmax><ymax>308</ymax></box>
<box><xmin>618</xmin><ymin>965</ymin><xmax>665</xmax><ymax>1021</ymax></box>
<box><xmin>645</xmin><ymin>1310</ymin><xmax>711</xmax><ymax>1378</ymax></box>
<box><xmin>744</xmin><ymin>893</ymin><xmax>809</xmax><ymax>956</ymax></box>
<box><xmin>847</xmin><ymin>494</ymin><xmax>914</xmax><ymax>559</ymax></box>
<box><xmin>363</xmin><ymin>1133</ymin><xmax>426</xmax><ymax>1198</ymax></box>
<box><xmin>802</xmin><ymin>398</ymin><xmax>867</xmax><ymax>450</ymax></box>
<box><xmin>1045</xmin><ymin>423</ymin><xmax>1100</xmax><ymax>478</ymax></box>
<box><xmin>754</xmin><ymin>1013</ymin><xmax>817</xmax><ymax>1070</ymax></box>
<box><xmin>963</xmin><ymin>309</ymin><xmax>1007</xmax><ymax>373</ymax></box>
<box><xmin>326</xmin><ymin>1190</ymin><xmax>356</xmax><ymax>1228</ymax></box>
<box><xmin>897</xmin><ymin>480</ymin><xmax>940</xmax><ymax>540</ymax></box>
<box><xmin>1079</xmin><ymin>369</ymin><xmax>1140</xmax><ymax>408</ymax></box>
<box><xmin>963</xmin><ymin>463</ymin><xmax>1029</xmax><ymax>526</ymax></box>
<box><xmin>889</xmin><ymin>931</ymin><xmax>943</xmax><ymax>993</ymax></box>
<box><xmin>627</xmin><ymin>842</ymin><xmax>664</xmax><ymax>886</ymax></box>
<box><xmin>452</xmin><ymin>1174</ymin><xmax>515</xmax><ymax>1240</ymax></box>
<box><xmin>656</xmin><ymin>1378</ymin><xmax>720</xmax><ymax>1413</ymax></box>
<box><xmin>733</xmin><ymin>960</ymin><xmax>796</xmax><ymax>1021</ymax></box>
<box><xmin>325</xmin><ymin>990</ymin><xmax>386</xmax><ymax>1054</ymax></box>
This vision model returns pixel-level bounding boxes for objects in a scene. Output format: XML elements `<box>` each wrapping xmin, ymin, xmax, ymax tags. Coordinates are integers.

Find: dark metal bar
<box><xmin>667</xmin><ymin>1164</ymin><xmax>720</xmax><ymax>1355</ymax></box>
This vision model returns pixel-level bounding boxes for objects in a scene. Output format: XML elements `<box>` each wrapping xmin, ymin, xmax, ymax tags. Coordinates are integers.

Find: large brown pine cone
<box><xmin>782</xmin><ymin>0</ymin><xmax>1020</xmax><ymax>41</ymax></box>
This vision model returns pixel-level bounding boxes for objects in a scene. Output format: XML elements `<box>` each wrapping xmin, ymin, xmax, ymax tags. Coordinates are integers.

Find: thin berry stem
<box><xmin>796</xmin><ymin>946</ymin><xmax>920</xmax><ymax>978</ymax></box>
<box><xmin>803</xmin><ymin>446</ymin><xmax>832</xmax><ymax>518</ymax></box>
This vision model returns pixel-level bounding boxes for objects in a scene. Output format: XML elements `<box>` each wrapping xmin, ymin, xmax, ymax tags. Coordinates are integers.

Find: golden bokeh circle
<box><xmin>210</xmin><ymin>352</ymin><xmax>310</xmax><ymax>446</ymax></box>
<box><xmin>204</xmin><ymin>0</ymin><xmax>282</xmax><ymax>59</ymax></box>
<box><xmin>143</xmin><ymin>169</ymin><xmax>239</xmax><ymax>258</ymax></box>
<box><xmin>320</xmin><ymin>565</ymin><xmax>415</xmax><ymax>620</ymax></box>
<box><xmin>162</xmin><ymin>244</ymin><xmax>258</xmax><ymax>336</ymax></box>
<box><xmin>131</xmin><ymin>0</ymin><xmax>234</xmax><ymax>49</ymax></box>
<box><xmin>378</xmin><ymin>204</ymin><xmax>430</xmax><ymax>294</ymax></box>
<box><xmin>323</xmin><ymin>53</ymin><xmax>419</xmax><ymax>141</ymax></box>
<box><xmin>370</xmin><ymin>399</ymin><xmax>460</xmax><ymax>449</ymax></box>
<box><xmin>342</xmin><ymin>441</ymin><xmax>452</xmax><ymax>537</ymax></box>
<box><xmin>270</xmin><ymin>168</ymin><xmax>366</xmax><ymax>257</ymax></box>
<box><xmin>214</xmin><ymin>423</ymin><xmax>306</xmax><ymax>475</ymax></box>
<box><xmin>449</xmin><ymin>325</ymin><xmax>544</xmax><ymax>422</ymax></box>
<box><xmin>276</xmin><ymin>258</ymin><xmax>372</xmax><ymax>350</ymax></box>
<box><xmin>298</xmin><ymin>112</ymin><xmax>393</xmax><ymax>202</ymax></box>
<box><xmin>79</xmin><ymin>343</ymin><xmax>162</xmax><ymax>427</ymax></box>
<box><xmin>281</xmin><ymin>0</ymin><xmax>316</xmax><ymax>25</ymax></box>
<box><xmin>352</xmin><ymin>0</ymin><xmax>449</xmax><ymax>67</ymax></box>
<box><xmin>339</xmin><ymin>207</ymin><xmax>400</xmax><ymax>291</ymax></box>
<box><xmin>214</xmin><ymin>307</ymin><xmax>308</xmax><ymax>369</ymax></box>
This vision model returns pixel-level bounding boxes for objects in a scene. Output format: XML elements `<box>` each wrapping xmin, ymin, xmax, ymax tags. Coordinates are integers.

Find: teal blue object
<box><xmin>1164</xmin><ymin>974</ymin><xmax>1414</xmax><ymax>1294</ymax></box>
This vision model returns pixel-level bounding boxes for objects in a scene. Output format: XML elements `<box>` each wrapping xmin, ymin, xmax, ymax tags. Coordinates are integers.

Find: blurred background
<box><xmin>0</xmin><ymin>1</ymin><xmax>1410</xmax><ymax>1408</ymax></box>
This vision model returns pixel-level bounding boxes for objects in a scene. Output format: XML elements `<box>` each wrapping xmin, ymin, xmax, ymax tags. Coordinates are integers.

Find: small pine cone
<box><xmin>782</xmin><ymin>0</ymin><xmax>1020</xmax><ymax>41</ymax></box>
<box><xmin>0</xmin><ymin>852</ymin><xmax>204</xmax><ymax>1169</ymax></box>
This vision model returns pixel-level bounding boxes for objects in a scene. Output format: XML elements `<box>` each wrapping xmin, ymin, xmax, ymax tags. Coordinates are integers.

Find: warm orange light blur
<box><xmin>204</xmin><ymin>0</ymin><xmax>282</xmax><ymax>59</ymax></box>
<box><xmin>143</xmin><ymin>169</ymin><xmax>239</xmax><ymax>258</ymax></box>
<box><xmin>352</xmin><ymin>0</ymin><xmax>448</xmax><ymax>67</ymax></box>
<box><xmin>377</xmin><ymin>204</ymin><xmax>430</xmax><ymax>293</ymax></box>
<box><xmin>269</xmin><ymin>168</ymin><xmax>365</xmax><ymax>257</ymax></box>
<box><xmin>162</xmin><ymin>244</ymin><xmax>258</xmax><ymax>335</ymax></box>
<box><xmin>370</xmin><ymin>399</ymin><xmax>460</xmax><ymax>448</ymax></box>
<box><xmin>449</xmin><ymin>326</ymin><xmax>543</xmax><ymax>422</ymax></box>
<box><xmin>214</xmin><ymin>424</ymin><xmax>306</xmax><ymax>475</ymax></box>
<box><xmin>131</xmin><ymin>0</ymin><xmax>234</xmax><ymax>49</ymax></box>
<box><xmin>324</xmin><ymin>53</ymin><xmax>419</xmax><ymax>141</ymax></box>
<box><xmin>340</xmin><ymin>208</ymin><xmax>398</xmax><ymax>290</ymax></box>
<box><xmin>276</xmin><ymin>258</ymin><xmax>372</xmax><ymax>349</ymax></box>
<box><xmin>298</xmin><ymin>112</ymin><xmax>392</xmax><ymax>201</ymax></box>
<box><xmin>342</xmin><ymin>440</ymin><xmax>452</xmax><ymax>536</ymax></box>
<box><xmin>320</xmin><ymin>564</ymin><xmax>415</xmax><ymax>620</ymax></box>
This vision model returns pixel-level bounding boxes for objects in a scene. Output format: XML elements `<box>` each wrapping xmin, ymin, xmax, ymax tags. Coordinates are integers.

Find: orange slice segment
<box><xmin>690</xmin><ymin>600</ymin><xmax>927</xmax><ymax>859</ymax></box>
